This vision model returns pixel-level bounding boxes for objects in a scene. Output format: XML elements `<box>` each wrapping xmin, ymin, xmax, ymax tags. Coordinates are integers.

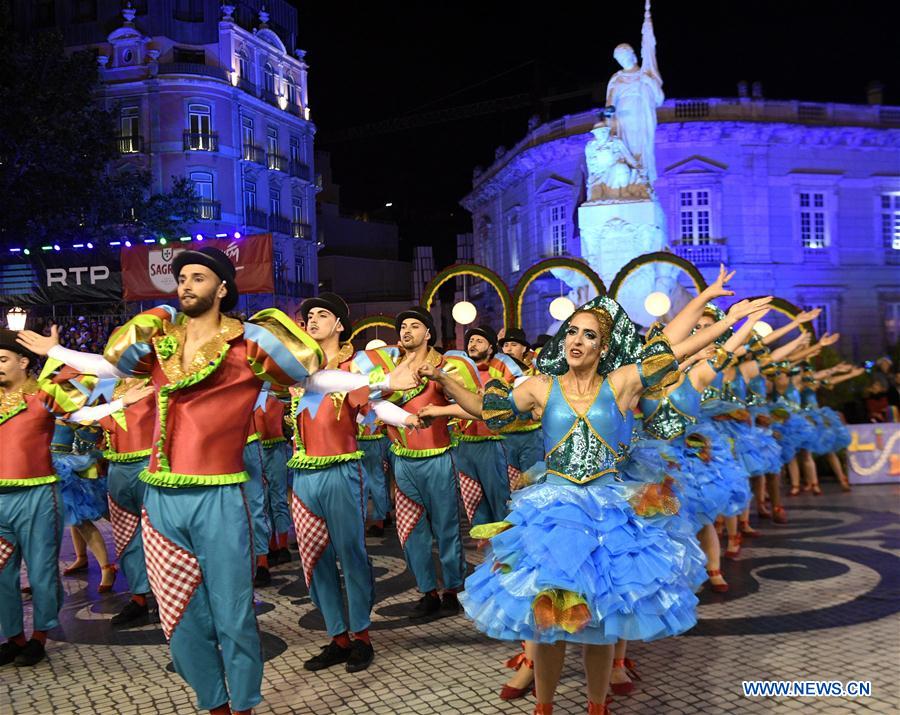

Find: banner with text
<box><xmin>120</xmin><ymin>235</ymin><xmax>274</xmax><ymax>301</ymax></box>
<box><xmin>846</xmin><ymin>423</ymin><xmax>900</xmax><ymax>485</ymax></box>
<box><xmin>0</xmin><ymin>252</ymin><xmax>121</xmax><ymax>306</ymax></box>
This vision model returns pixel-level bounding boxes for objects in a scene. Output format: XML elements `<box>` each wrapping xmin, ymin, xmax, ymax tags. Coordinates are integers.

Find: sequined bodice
<box><xmin>640</xmin><ymin>374</ymin><xmax>700</xmax><ymax>440</ymax></box>
<box><xmin>772</xmin><ymin>386</ymin><xmax>801</xmax><ymax>410</ymax></box>
<box><xmin>543</xmin><ymin>378</ymin><xmax>632</xmax><ymax>484</ymax></box>
<box><xmin>723</xmin><ymin>374</ymin><xmax>748</xmax><ymax>405</ymax></box>
<box><xmin>747</xmin><ymin>375</ymin><xmax>768</xmax><ymax>406</ymax></box>
<box><xmin>700</xmin><ymin>371</ymin><xmax>724</xmax><ymax>403</ymax></box>
<box><xmin>801</xmin><ymin>387</ymin><xmax>819</xmax><ymax>409</ymax></box>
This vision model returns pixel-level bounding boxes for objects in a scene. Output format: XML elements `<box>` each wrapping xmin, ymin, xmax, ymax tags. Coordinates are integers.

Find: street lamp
<box><xmin>6</xmin><ymin>306</ymin><xmax>27</xmax><ymax>331</ymax></box>
<box><xmin>549</xmin><ymin>296</ymin><xmax>575</xmax><ymax>321</ymax></box>
<box><xmin>452</xmin><ymin>301</ymin><xmax>477</xmax><ymax>325</ymax></box>
<box><xmin>754</xmin><ymin>321</ymin><xmax>773</xmax><ymax>337</ymax></box>
<box><xmin>365</xmin><ymin>339</ymin><xmax>387</xmax><ymax>350</ymax></box>
<box><xmin>644</xmin><ymin>291</ymin><xmax>671</xmax><ymax>318</ymax></box>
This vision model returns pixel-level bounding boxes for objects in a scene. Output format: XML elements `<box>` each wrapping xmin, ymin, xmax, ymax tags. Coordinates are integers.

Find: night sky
<box><xmin>296</xmin><ymin>0</ymin><xmax>896</xmax><ymax>263</ymax></box>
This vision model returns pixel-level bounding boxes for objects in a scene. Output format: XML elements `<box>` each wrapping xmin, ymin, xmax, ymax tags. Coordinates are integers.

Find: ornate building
<box><xmin>13</xmin><ymin>0</ymin><xmax>318</xmax><ymax>309</ymax></box>
<box><xmin>461</xmin><ymin>95</ymin><xmax>900</xmax><ymax>358</ymax></box>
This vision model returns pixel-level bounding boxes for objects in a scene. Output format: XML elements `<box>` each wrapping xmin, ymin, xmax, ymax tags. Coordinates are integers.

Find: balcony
<box><xmin>289</xmin><ymin>160</ymin><xmax>311</xmax><ymax>181</ymax></box>
<box><xmin>237</xmin><ymin>76</ymin><xmax>257</xmax><ymax>96</ymax></box>
<box><xmin>886</xmin><ymin>248</ymin><xmax>900</xmax><ymax>265</ymax></box>
<box><xmin>116</xmin><ymin>135</ymin><xmax>144</xmax><ymax>154</ymax></box>
<box><xmin>267</xmin><ymin>153</ymin><xmax>287</xmax><ymax>172</ymax></box>
<box><xmin>670</xmin><ymin>238</ymin><xmax>727</xmax><ymax>266</ymax></box>
<box><xmin>195</xmin><ymin>200</ymin><xmax>221</xmax><ymax>221</ymax></box>
<box><xmin>291</xmin><ymin>222</ymin><xmax>312</xmax><ymax>239</ymax></box>
<box><xmin>802</xmin><ymin>245</ymin><xmax>832</xmax><ymax>263</ymax></box>
<box><xmin>242</xmin><ymin>144</ymin><xmax>265</xmax><ymax>164</ymax></box>
<box><xmin>158</xmin><ymin>63</ymin><xmax>228</xmax><ymax>82</ymax></box>
<box><xmin>287</xmin><ymin>103</ymin><xmax>305</xmax><ymax>119</ymax></box>
<box><xmin>261</xmin><ymin>89</ymin><xmax>280</xmax><ymax>107</ymax></box>
<box><xmin>269</xmin><ymin>214</ymin><xmax>292</xmax><ymax>235</ymax></box>
<box><xmin>246</xmin><ymin>208</ymin><xmax>269</xmax><ymax>229</ymax></box>
<box><xmin>273</xmin><ymin>278</ymin><xmax>316</xmax><ymax>299</ymax></box>
<box><xmin>183</xmin><ymin>131</ymin><xmax>219</xmax><ymax>152</ymax></box>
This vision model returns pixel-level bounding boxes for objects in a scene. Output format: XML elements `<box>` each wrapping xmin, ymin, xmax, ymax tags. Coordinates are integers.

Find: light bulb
<box><xmin>644</xmin><ymin>291</ymin><xmax>671</xmax><ymax>317</ymax></box>
<box><xmin>452</xmin><ymin>301</ymin><xmax>477</xmax><ymax>325</ymax></box>
<box><xmin>549</xmin><ymin>296</ymin><xmax>576</xmax><ymax>321</ymax></box>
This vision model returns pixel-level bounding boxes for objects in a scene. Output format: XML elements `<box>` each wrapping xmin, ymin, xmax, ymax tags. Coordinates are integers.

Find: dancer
<box><xmin>254</xmin><ymin>386</ymin><xmax>293</xmax><ymax>564</ymax></box>
<box><xmin>288</xmin><ymin>292</ymin><xmax>419</xmax><ymax>673</ymax></box>
<box><xmin>359</xmin><ymin>419</ymin><xmax>392</xmax><ymax>538</ymax></box>
<box><xmin>427</xmin><ymin>295</ymin><xmax>726</xmax><ymax>715</ymax></box>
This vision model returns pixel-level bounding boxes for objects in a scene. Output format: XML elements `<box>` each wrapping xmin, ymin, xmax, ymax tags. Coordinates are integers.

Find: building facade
<box><xmin>461</xmin><ymin>96</ymin><xmax>900</xmax><ymax>358</ymax></box>
<box><xmin>13</xmin><ymin>0</ymin><xmax>318</xmax><ymax>311</ymax></box>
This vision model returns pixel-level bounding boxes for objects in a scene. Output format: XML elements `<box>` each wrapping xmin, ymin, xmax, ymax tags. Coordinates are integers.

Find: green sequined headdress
<box><xmin>693</xmin><ymin>302</ymin><xmax>732</xmax><ymax>347</ymax></box>
<box><xmin>535</xmin><ymin>295</ymin><xmax>643</xmax><ymax>377</ymax></box>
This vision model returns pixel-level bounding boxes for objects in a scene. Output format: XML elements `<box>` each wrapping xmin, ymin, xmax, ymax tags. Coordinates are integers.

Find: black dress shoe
<box><xmin>441</xmin><ymin>591</ymin><xmax>461</xmax><ymax>614</ymax></box>
<box><xmin>14</xmin><ymin>639</ymin><xmax>46</xmax><ymax>667</ymax></box>
<box><xmin>274</xmin><ymin>547</ymin><xmax>291</xmax><ymax>564</ymax></box>
<box><xmin>0</xmin><ymin>640</ymin><xmax>24</xmax><ymax>666</ymax></box>
<box><xmin>345</xmin><ymin>640</ymin><xmax>374</xmax><ymax>673</ymax></box>
<box><xmin>366</xmin><ymin>524</ymin><xmax>384</xmax><ymax>538</ymax></box>
<box><xmin>254</xmin><ymin>566</ymin><xmax>272</xmax><ymax>587</ymax></box>
<box><xmin>408</xmin><ymin>592</ymin><xmax>441</xmax><ymax>620</ymax></box>
<box><xmin>110</xmin><ymin>599</ymin><xmax>150</xmax><ymax>628</ymax></box>
<box><xmin>303</xmin><ymin>641</ymin><xmax>351</xmax><ymax>671</ymax></box>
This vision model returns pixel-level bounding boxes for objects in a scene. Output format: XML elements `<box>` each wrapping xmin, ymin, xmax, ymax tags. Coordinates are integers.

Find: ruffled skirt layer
<box><xmin>53</xmin><ymin>453</ymin><xmax>107</xmax><ymax>527</ymax></box>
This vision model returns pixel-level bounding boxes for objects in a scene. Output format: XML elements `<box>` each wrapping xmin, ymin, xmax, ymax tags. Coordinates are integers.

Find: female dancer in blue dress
<box><xmin>421</xmin><ymin>294</ymin><xmax>741</xmax><ymax>715</ymax></box>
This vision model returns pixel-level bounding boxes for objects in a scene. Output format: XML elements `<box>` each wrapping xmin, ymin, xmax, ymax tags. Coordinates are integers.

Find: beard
<box><xmin>179</xmin><ymin>289</ymin><xmax>217</xmax><ymax>318</ymax></box>
<box><xmin>468</xmin><ymin>348</ymin><xmax>491</xmax><ymax>363</ymax></box>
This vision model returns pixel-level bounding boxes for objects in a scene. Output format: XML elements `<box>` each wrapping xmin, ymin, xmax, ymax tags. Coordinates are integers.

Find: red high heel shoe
<box><xmin>772</xmin><ymin>506</ymin><xmax>788</xmax><ymax>525</ymax></box>
<box><xmin>724</xmin><ymin>534</ymin><xmax>742</xmax><ymax>560</ymax></box>
<box><xmin>739</xmin><ymin>520</ymin><xmax>761</xmax><ymax>537</ymax></box>
<box><xmin>787</xmin><ymin>487</ymin><xmax>800</xmax><ymax>497</ymax></box>
<box><xmin>707</xmin><ymin>569</ymin><xmax>729</xmax><ymax>593</ymax></box>
<box><xmin>63</xmin><ymin>559</ymin><xmax>88</xmax><ymax>576</ymax></box>
<box><xmin>500</xmin><ymin>646</ymin><xmax>534</xmax><ymax>700</ymax></box>
<box><xmin>98</xmin><ymin>564</ymin><xmax>118</xmax><ymax>593</ymax></box>
<box><xmin>811</xmin><ymin>485</ymin><xmax>822</xmax><ymax>496</ymax></box>
<box><xmin>588</xmin><ymin>700</ymin><xmax>609</xmax><ymax>714</ymax></box>
<box><xmin>533</xmin><ymin>704</ymin><xmax>553</xmax><ymax>715</ymax></box>
<box><xmin>609</xmin><ymin>657</ymin><xmax>640</xmax><ymax>696</ymax></box>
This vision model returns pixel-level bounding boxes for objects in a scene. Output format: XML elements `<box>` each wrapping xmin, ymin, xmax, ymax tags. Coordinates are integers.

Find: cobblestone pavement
<box><xmin>3</xmin><ymin>483</ymin><xmax>899</xmax><ymax>715</ymax></box>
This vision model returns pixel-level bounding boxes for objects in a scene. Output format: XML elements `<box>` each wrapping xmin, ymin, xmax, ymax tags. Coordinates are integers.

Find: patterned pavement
<box><xmin>3</xmin><ymin>483</ymin><xmax>899</xmax><ymax>715</ymax></box>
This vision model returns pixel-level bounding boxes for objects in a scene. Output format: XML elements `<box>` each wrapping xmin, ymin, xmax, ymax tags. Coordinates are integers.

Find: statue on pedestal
<box><xmin>584</xmin><ymin>121</ymin><xmax>650</xmax><ymax>203</ymax></box>
<box><xmin>605</xmin><ymin>0</ymin><xmax>664</xmax><ymax>182</ymax></box>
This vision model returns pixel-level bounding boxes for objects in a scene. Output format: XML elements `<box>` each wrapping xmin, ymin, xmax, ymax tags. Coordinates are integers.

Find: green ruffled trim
<box><xmin>246</xmin><ymin>432</ymin><xmax>261</xmax><ymax>444</ymax></box>
<box><xmin>139</xmin><ymin>468</ymin><xmax>248</xmax><ymax>488</ymax></box>
<box><xmin>104</xmin><ymin>448</ymin><xmax>152</xmax><ymax>463</ymax></box>
<box><xmin>261</xmin><ymin>437</ymin><xmax>287</xmax><ymax>447</ymax></box>
<box><xmin>0</xmin><ymin>475</ymin><xmax>58</xmax><ymax>487</ymax></box>
<box><xmin>390</xmin><ymin>443</ymin><xmax>449</xmax><ymax>459</ymax></box>
<box><xmin>357</xmin><ymin>434</ymin><xmax>385</xmax><ymax>441</ymax></box>
<box><xmin>456</xmin><ymin>434</ymin><xmax>503</xmax><ymax>442</ymax></box>
<box><xmin>154</xmin><ymin>347</ymin><xmax>230</xmax><ymax>472</ymax></box>
<box><xmin>288</xmin><ymin>450</ymin><xmax>364</xmax><ymax>469</ymax></box>
<box><xmin>0</xmin><ymin>401</ymin><xmax>27</xmax><ymax>426</ymax></box>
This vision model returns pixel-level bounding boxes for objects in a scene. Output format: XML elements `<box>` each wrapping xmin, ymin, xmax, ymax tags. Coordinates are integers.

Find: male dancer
<box><xmin>289</xmin><ymin>293</ymin><xmax>419</xmax><ymax>672</ymax></box>
<box><xmin>497</xmin><ymin>328</ymin><xmax>544</xmax><ymax>485</ymax></box>
<box><xmin>1</xmin><ymin>333</ymin><xmax>148</xmax><ymax>665</ymax></box>
<box><xmin>20</xmin><ymin>247</ymin><xmax>323</xmax><ymax>714</ymax></box>
<box><xmin>254</xmin><ymin>386</ymin><xmax>292</xmax><ymax>565</ymax></box>
<box><xmin>359</xmin><ymin>419</ymin><xmax>392</xmax><ymax>538</ymax></box>
<box><xmin>377</xmin><ymin>307</ymin><xmax>480</xmax><ymax>618</ymax></box>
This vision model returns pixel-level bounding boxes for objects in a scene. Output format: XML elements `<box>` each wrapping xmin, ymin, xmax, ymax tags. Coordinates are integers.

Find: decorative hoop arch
<box><xmin>511</xmin><ymin>257</ymin><xmax>606</xmax><ymax>328</ymax></box>
<box><xmin>420</xmin><ymin>263</ymin><xmax>513</xmax><ymax>332</ymax></box>
<box><xmin>746</xmin><ymin>296</ymin><xmax>817</xmax><ymax>341</ymax></box>
<box><xmin>608</xmin><ymin>251</ymin><xmax>708</xmax><ymax>301</ymax></box>
<box><xmin>349</xmin><ymin>315</ymin><xmax>396</xmax><ymax>341</ymax></box>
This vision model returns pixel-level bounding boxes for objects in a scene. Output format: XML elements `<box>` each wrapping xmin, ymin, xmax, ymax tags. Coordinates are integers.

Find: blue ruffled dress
<box><xmin>52</xmin><ymin>421</ymin><xmax>107</xmax><ymax>526</ymax></box>
<box><xmin>770</xmin><ymin>386</ymin><xmax>818</xmax><ymax>463</ymax></box>
<box><xmin>801</xmin><ymin>387</ymin><xmax>850</xmax><ymax>453</ymax></box>
<box><xmin>746</xmin><ymin>375</ymin><xmax>788</xmax><ymax>470</ymax></box>
<box><xmin>460</xmin><ymin>378</ymin><xmax>699</xmax><ymax>645</ymax></box>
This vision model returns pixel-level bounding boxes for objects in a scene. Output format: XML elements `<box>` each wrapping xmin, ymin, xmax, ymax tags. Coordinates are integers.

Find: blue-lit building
<box><xmin>461</xmin><ymin>95</ymin><xmax>900</xmax><ymax>358</ymax></box>
<box><xmin>12</xmin><ymin>0</ymin><xmax>318</xmax><ymax>310</ymax></box>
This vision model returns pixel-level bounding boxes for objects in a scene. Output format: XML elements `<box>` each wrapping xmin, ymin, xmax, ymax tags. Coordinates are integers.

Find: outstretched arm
<box><xmin>670</xmin><ymin>297</ymin><xmax>772</xmax><ymax>361</ymax></box>
<box><xmin>662</xmin><ymin>264</ymin><xmax>735</xmax><ymax>343</ymax></box>
<box><xmin>17</xmin><ymin>327</ymin><xmax>127</xmax><ymax>378</ymax></box>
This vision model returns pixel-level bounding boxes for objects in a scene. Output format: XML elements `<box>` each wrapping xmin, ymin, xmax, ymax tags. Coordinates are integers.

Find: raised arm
<box><xmin>662</xmin><ymin>264</ymin><xmax>735</xmax><ymax>343</ymax></box>
<box><xmin>771</xmin><ymin>332</ymin><xmax>811</xmax><ymax>362</ymax></box>
<box><xmin>760</xmin><ymin>308</ymin><xmax>820</xmax><ymax>346</ymax></box>
<box><xmin>17</xmin><ymin>326</ymin><xmax>126</xmax><ymax>378</ymax></box>
<box><xmin>670</xmin><ymin>297</ymin><xmax>772</xmax><ymax>361</ymax></box>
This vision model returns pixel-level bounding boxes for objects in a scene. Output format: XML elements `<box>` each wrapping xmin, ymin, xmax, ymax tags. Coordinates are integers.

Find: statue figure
<box><xmin>605</xmin><ymin>0</ymin><xmax>664</xmax><ymax>182</ymax></box>
<box><xmin>584</xmin><ymin>122</ymin><xmax>649</xmax><ymax>202</ymax></box>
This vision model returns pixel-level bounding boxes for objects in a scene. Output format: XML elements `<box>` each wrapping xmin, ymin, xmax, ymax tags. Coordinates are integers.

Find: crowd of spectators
<box><xmin>30</xmin><ymin>314</ymin><xmax>125</xmax><ymax>354</ymax></box>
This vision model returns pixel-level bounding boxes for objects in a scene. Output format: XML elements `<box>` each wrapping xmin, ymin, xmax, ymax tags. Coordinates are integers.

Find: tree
<box><xmin>0</xmin><ymin>8</ymin><xmax>196</xmax><ymax>246</ymax></box>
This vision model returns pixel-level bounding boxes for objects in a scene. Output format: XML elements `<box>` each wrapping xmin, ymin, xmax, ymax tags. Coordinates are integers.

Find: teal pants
<box><xmin>454</xmin><ymin>439</ymin><xmax>511</xmax><ymax>525</ymax></box>
<box><xmin>392</xmin><ymin>453</ymin><xmax>465</xmax><ymax>593</ymax></box>
<box><xmin>142</xmin><ymin>484</ymin><xmax>261</xmax><ymax>712</ymax></box>
<box><xmin>107</xmin><ymin>459</ymin><xmax>150</xmax><ymax>595</ymax></box>
<box><xmin>503</xmin><ymin>429</ymin><xmax>545</xmax><ymax>473</ymax></box>
<box><xmin>291</xmin><ymin>461</ymin><xmax>374</xmax><ymax>635</ymax></box>
<box><xmin>262</xmin><ymin>443</ymin><xmax>291</xmax><ymax>536</ymax></box>
<box><xmin>243</xmin><ymin>442</ymin><xmax>270</xmax><ymax>558</ymax></box>
<box><xmin>0</xmin><ymin>484</ymin><xmax>64</xmax><ymax>637</ymax></box>
<box><xmin>360</xmin><ymin>438</ymin><xmax>391</xmax><ymax>521</ymax></box>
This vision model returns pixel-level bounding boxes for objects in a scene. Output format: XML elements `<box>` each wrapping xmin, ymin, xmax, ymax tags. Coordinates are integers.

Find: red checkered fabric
<box><xmin>507</xmin><ymin>465</ymin><xmax>523</xmax><ymax>492</ymax></box>
<box><xmin>108</xmin><ymin>495</ymin><xmax>140</xmax><ymax>559</ymax></box>
<box><xmin>0</xmin><ymin>536</ymin><xmax>14</xmax><ymax>572</ymax></box>
<box><xmin>394</xmin><ymin>488</ymin><xmax>424</xmax><ymax>548</ymax></box>
<box><xmin>290</xmin><ymin>493</ymin><xmax>330</xmax><ymax>588</ymax></box>
<box><xmin>458</xmin><ymin>472</ymin><xmax>484</xmax><ymax>524</ymax></box>
<box><xmin>141</xmin><ymin>508</ymin><xmax>202</xmax><ymax>640</ymax></box>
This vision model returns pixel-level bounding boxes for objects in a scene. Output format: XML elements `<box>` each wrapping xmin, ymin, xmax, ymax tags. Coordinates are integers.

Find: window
<box><xmin>264</xmin><ymin>63</ymin><xmax>276</xmax><ymax>95</ymax></box>
<box><xmin>72</xmin><ymin>0</ymin><xmax>97</xmax><ymax>23</ymax></box>
<box><xmin>505</xmin><ymin>212</ymin><xmax>520</xmax><ymax>272</ymax></box>
<box><xmin>273</xmin><ymin>249</ymin><xmax>284</xmax><ymax>285</ymax></box>
<box><xmin>187</xmin><ymin>104</ymin><xmax>212</xmax><ymax>150</ymax></box>
<box><xmin>266</xmin><ymin>127</ymin><xmax>278</xmax><ymax>156</ymax></box>
<box><xmin>292</xmin><ymin>195</ymin><xmax>303</xmax><ymax>223</ymax></box>
<box><xmin>802</xmin><ymin>303</ymin><xmax>832</xmax><ymax>336</ymax></box>
<box><xmin>285</xmin><ymin>74</ymin><xmax>297</xmax><ymax>106</ymax></box>
<box><xmin>881</xmin><ymin>194</ymin><xmax>900</xmax><ymax>251</ymax></box>
<box><xmin>237</xmin><ymin>52</ymin><xmax>250</xmax><ymax>82</ymax></box>
<box><xmin>295</xmin><ymin>258</ymin><xmax>306</xmax><ymax>284</ymax></box>
<box><xmin>885</xmin><ymin>302</ymin><xmax>900</xmax><ymax>345</ymax></box>
<box><xmin>289</xmin><ymin>135</ymin><xmax>303</xmax><ymax>164</ymax></box>
<box><xmin>550</xmin><ymin>204</ymin><xmax>568</xmax><ymax>256</ymax></box>
<box><xmin>679</xmin><ymin>190</ymin><xmax>712</xmax><ymax>244</ymax></box>
<box><xmin>173</xmin><ymin>48</ymin><xmax>205</xmax><ymax>65</ymax></box>
<box><xmin>243</xmin><ymin>181</ymin><xmax>257</xmax><ymax>212</ymax></box>
<box><xmin>119</xmin><ymin>107</ymin><xmax>140</xmax><ymax>153</ymax></box>
<box><xmin>270</xmin><ymin>189</ymin><xmax>281</xmax><ymax>217</ymax></box>
<box><xmin>190</xmin><ymin>172</ymin><xmax>216</xmax><ymax>220</ymax></box>
<box><xmin>799</xmin><ymin>192</ymin><xmax>828</xmax><ymax>249</ymax></box>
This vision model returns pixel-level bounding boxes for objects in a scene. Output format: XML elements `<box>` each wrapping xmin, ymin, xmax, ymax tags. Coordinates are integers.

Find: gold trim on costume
<box><xmin>154</xmin><ymin>316</ymin><xmax>243</xmax><ymax>384</ymax></box>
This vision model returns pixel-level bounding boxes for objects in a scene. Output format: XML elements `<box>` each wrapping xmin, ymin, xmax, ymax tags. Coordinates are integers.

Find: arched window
<box><xmin>190</xmin><ymin>171</ymin><xmax>216</xmax><ymax>220</ymax></box>
<box><xmin>238</xmin><ymin>51</ymin><xmax>249</xmax><ymax>82</ymax></box>
<box><xmin>285</xmin><ymin>74</ymin><xmax>296</xmax><ymax>105</ymax></box>
<box><xmin>264</xmin><ymin>63</ymin><xmax>275</xmax><ymax>95</ymax></box>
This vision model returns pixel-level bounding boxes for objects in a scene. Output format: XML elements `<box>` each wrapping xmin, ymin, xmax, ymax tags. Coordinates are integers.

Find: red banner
<box><xmin>121</xmin><ymin>235</ymin><xmax>274</xmax><ymax>301</ymax></box>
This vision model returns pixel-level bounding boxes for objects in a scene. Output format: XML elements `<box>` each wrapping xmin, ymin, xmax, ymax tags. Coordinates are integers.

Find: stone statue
<box><xmin>584</xmin><ymin>122</ymin><xmax>650</xmax><ymax>202</ymax></box>
<box><xmin>605</xmin><ymin>0</ymin><xmax>664</xmax><ymax>182</ymax></box>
